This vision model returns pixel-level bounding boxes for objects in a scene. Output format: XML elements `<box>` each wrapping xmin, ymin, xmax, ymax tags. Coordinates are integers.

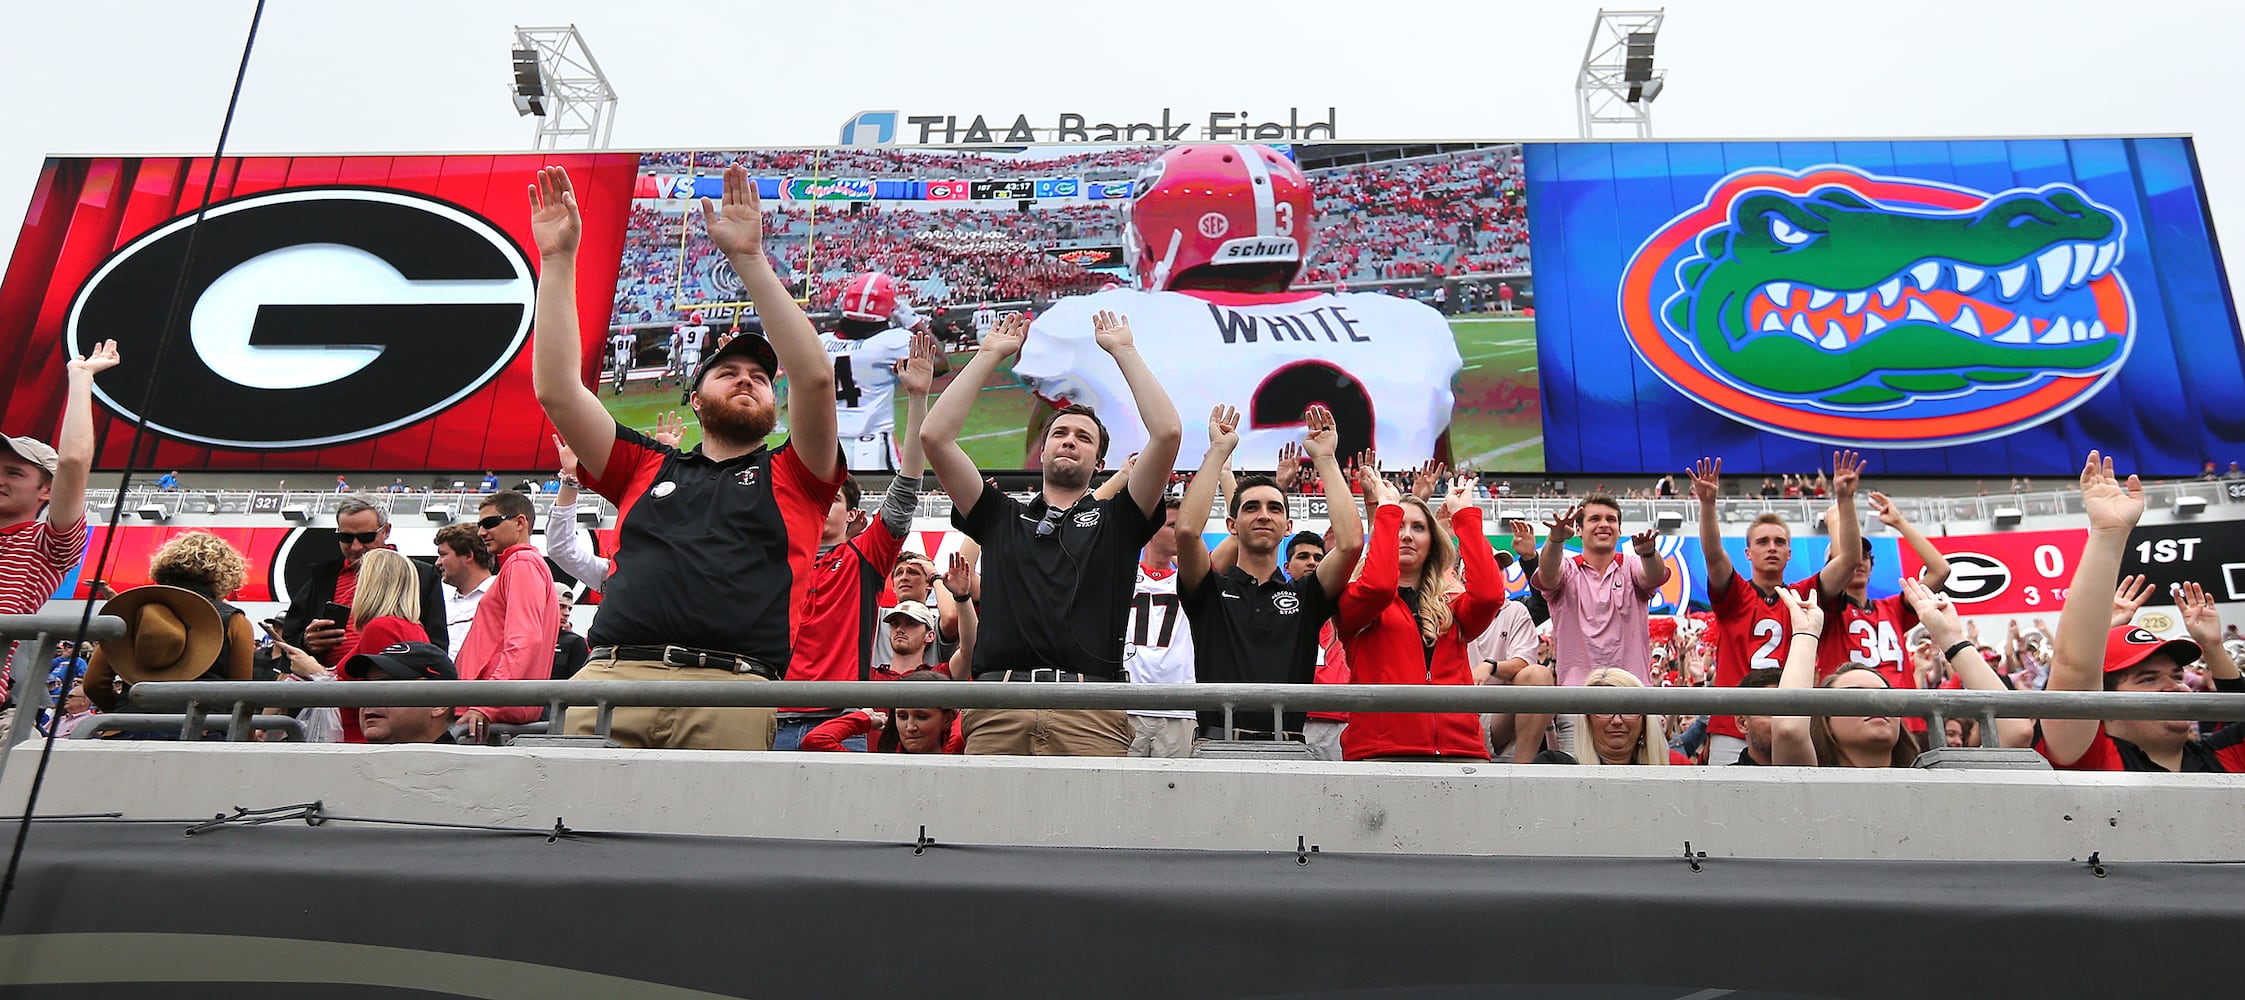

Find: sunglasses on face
<box><xmin>479</xmin><ymin>515</ymin><xmax>516</xmax><ymax>531</ymax></box>
<box><xmin>337</xmin><ymin>531</ymin><xmax>382</xmax><ymax>545</ymax></box>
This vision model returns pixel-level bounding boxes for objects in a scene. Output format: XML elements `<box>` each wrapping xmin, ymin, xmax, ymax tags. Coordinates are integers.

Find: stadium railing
<box><xmin>123</xmin><ymin>677</ymin><xmax>2245</xmax><ymax>752</ymax></box>
<box><xmin>84</xmin><ymin>477</ymin><xmax>2243</xmax><ymax>530</ymax></box>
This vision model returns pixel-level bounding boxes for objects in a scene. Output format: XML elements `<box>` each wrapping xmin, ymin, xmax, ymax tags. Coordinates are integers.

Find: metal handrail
<box><xmin>129</xmin><ymin>679</ymin><xmax>2245</xmax><ymax>723</ymax></box>
<box><xmin>86</xmin><ymin>476</ymin><xmax>2244</xmax><ymax>529</ymax></box>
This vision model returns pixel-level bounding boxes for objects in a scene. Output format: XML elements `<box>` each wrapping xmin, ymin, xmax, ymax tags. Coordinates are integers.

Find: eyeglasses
<box><xmin>337</xmin><ymin>531</ymin><xmax>382</xmax><ymax>545</ymax></box>
<box><xmin>1034</xmin><ymin>505</ymin><xmax>1066</xmax><ymax>538</ymax></box>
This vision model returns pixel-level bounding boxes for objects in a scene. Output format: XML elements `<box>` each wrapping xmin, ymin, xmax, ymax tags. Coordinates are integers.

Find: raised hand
<box><xmin>1687</xmin><ymin>457</ymin><xmax>1721</xmax><ymax>503</ymax></box>
<box><xmin>942</xmin><ymin>550</ymin><xmax>976</xmax><ymax>599</ymax></box>
<box><xmin>1442</xmin><ymin>479</ymin><xmax>1474</xmax><ymax>519</ymax></box>
<box><xmin>979</xmin><ymin>312</ymin><xmax>1028</xmax><ymax>360</ymax></box>
<box><xmin>1091</xmin><ymin>309</ymin><xmax>1135</xmax><ymax>354</ymax></box>
<box><xmin>2110</xmin><ymin>573</ymin><xmax>2153</xmax><ymax>628</ymax></box>
<box><xmin>1362</xmin><ymin>461</ymin><xmax>1401</xmax><ymax>506</ymax></box>
<box><xmin>1506</xmin><ymin>518</ymin><xmax>1538</xmax><ymax>559</ymax></box>
<box><xmin>1868</xmin><ymin>490</ymin><xmax>1905</xmax><ymax>529</ymax></box>
<box><xmin>553</xmin><ymin>433</ymin><xmax>578</xmax><ymax>474</ymax></box>
<box><xmin>1545</xmin><ymin>504</ymin><xmax>1582</xmax><ymax>544</ymax></box>
<box><xmin>528</xmin><ymin>166</ymin><xmax>581</xmax><ymax>258</ymax></box>
<box><xmin>66</xmin><ymin>340</ymin><xmax>120</xmax><ymax>376</ymax></box>
<box><xmin>1273</xmin><ymin>440</ymin><xmax>1304</xmax><ymax>490</ymax></box>
<box><xmin>1899</xmin><ymin>577</ymin><xmax>1963</xmax><ymax>646</ymax></box>
<box><xmin>1301</xmin><ymin>406</ymin><xmax>1338</xmax><ymax>464</ymax></box>
<box><xmin>700</xmin><ymin>164</ymin><xmax>766</xmax><ymax>259</ymax></box>
<box><xmin>896</xmin><ymin>333</ymin><xmax>937</xmax><ymax>398</ymax></box>
<box><xmin>1207</xmin><ymin>403</ymin><xmax>1240</xmax><ymax>449</ymax></box>
<box><xmin>2178</xmin><ymin>581</ymin><xmax>2222</xmax><ymax>646</ymax></box>
<box><xmin>651</xmin><ymin>411</ymin><xmax>686</xmax><ymax>449</ymax></box>
<box><xmin>1775</xmin><ymin>585</ymin><xmax>1825</xmax><ymax>635</ymax></box>
<box><xmin>1410</xmin><ymin>459</ymin><xmax>1447</xmax><ymax>502</ymax></box>
<box><xmin>1830</xmin><ymin>450</ymin><xmax>1863</xmax><ymax>498</ymax></box>
<box><xmin>2078</xmin><ymin>450</ymin><xmax>2144</xmax><ymax>534</ymax></box>
<box><xmin>1630</xmin><ymin>527</ymin><xmax>1659</xmax><ymax>558</ymax></box>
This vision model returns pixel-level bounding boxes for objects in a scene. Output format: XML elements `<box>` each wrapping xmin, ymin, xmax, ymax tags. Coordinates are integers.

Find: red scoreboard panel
<box><xmin>0</xmin><ymin>154</ymin><xmax>640</xmax><ymax>472</ymax></box>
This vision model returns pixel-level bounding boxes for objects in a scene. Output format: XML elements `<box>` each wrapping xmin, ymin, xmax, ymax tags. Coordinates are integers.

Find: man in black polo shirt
<box><xmin>527</xmin><ymin>165</ymin><xmax>842</xmax><ymax>750</ymax></box>
<box><xmin>1174</xmin><ymin>403</ymin><xmax>1363</xmax><ymax>742</ymax></box>
<box><xmin>921</xmin><ymin>310</ymin><xmax>1182</xmax><ymax>756</ymax></box>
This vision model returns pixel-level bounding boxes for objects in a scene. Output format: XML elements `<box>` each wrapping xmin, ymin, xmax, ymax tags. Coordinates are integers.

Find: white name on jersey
<box><xmin>1016</xmin><ymin>288</ymin><xmax>1461</xmax><ymax>468</ymax></box>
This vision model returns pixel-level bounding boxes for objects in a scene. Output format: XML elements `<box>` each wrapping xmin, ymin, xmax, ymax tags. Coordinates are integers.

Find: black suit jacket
<box><xmin>280</xmin><ymin>554</ymin><xmax>449</xmax><ymax>653</ymax></box>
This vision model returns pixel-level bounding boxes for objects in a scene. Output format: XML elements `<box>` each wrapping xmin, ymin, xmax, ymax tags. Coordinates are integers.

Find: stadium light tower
<box><xmin>1577</xmin><ymin>9</ymin><xmax>1667</xmax><ymax>139</ymax></box>
<box><xmin>510</xmin><ymin>25</ymin><xmax>619</xmax><ymax>150</ymax></box>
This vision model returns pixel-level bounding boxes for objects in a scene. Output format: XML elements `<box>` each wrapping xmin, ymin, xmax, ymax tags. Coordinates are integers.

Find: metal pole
<box><xmin>0</xmin><ymin>632</ymin><xmax>54</xmax><ymax>792</ymax></box>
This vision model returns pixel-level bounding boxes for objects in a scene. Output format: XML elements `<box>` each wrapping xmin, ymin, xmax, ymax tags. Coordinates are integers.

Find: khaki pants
<box><xmin>560</xmin><ymin>657</ymin><xmax>776</xmax><ymax>751</ymax></box>
<box><xmin>962</xmin><ymin>708</ymin><xmax>1130</xmax><ymax>757</ymax></box>
<box><xmin>1126</xmin><ymin>716</ymin><xmax>1195</xmax><ymax>758</ymax></box>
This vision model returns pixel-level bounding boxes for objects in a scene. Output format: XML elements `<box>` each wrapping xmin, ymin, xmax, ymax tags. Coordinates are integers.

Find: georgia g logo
<box><xmin>1620</xmin><ymin>165</ymin><xmax>2134</xmax><ymax>446</ymax></box>
<box><xmin>66</xmin><ymin>187</ymin><xmax>535</xmax><ymax>449</ymax></box>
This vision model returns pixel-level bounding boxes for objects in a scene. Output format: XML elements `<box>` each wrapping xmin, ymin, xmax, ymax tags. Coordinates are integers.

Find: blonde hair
<box><xmin>351</xmin><ymin>549</ymin><xmax>421</xmax><ymax>629</ymax></box>
<box><xmin>147</xmin><ymin>531</ymin><xmax>247</xmax><ymax>599</ymax></box>
<box><xmin>1575</xmin><ymin>668</ymin><xmax>1668</xmax><ymax>766</ymax></box>
<box><xmin>1355</xmin><ymin>495</ymin><xmax>1460</xmax><ymax>645</ymax></box>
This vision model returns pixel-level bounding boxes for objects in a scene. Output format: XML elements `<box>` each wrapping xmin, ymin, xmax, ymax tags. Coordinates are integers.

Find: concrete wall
<box><xmin>5</xmin><ymin>742</ymin><xmax>2236</xmax><ymax>862</ymax></box>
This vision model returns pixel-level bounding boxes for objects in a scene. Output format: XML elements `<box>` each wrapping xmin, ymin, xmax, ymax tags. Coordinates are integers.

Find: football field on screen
<box><xmin>601</xmin><ymin>319</ymin><xmax>1544</xmax><ymax>472</ymax></box>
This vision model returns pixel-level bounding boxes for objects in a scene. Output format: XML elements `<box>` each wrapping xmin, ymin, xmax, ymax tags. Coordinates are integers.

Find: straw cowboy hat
<box><xmin>97</xmin><ymin>585</ymin><xmax>222</xmax><ymax>684</ymax></box>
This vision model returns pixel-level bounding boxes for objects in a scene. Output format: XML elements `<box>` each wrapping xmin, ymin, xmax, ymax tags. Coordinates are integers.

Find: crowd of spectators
<box><xmin>1298</xmin><ymin>146</ymin><xmax>1531</xmax><ymax>285</ymax></box>
<box><xmin>9</xmin><ymin>165</ymin><xmax>2239</xmax><ymax>776</ymax></box>
<box><xmin>636</xmin><ymin>146</ymin><xmax>1158</xmax><ymax>181</ymax></box>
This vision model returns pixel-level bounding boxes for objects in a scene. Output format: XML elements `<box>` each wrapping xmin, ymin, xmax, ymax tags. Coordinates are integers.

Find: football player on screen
<box><xmin>822</xmin><ymin>272</ymin><xmax>942</xmax><ymax>471</ymax></box>
<box><xmin>1013</xmin><ymin>144</ymin><xmax>1463</xmax><ymax>469</ymax></box>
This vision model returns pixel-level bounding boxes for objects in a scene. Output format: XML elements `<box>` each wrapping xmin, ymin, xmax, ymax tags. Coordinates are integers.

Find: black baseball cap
<box><xmin>342</xmin><ymin>642</ymin><xmax>459</xmax><ymax>681</ymax></box>
<box><xmin>690</xmin><ymin>332</ymin><xmax>781</xmax><ymax>389</ymax></box>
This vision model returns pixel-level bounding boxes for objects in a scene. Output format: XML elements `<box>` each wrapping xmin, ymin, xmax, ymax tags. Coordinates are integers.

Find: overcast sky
<box><xmin>3</xmin><ymin>0</ymin><xmax>2240</xmax><ymax>305</ymax></box>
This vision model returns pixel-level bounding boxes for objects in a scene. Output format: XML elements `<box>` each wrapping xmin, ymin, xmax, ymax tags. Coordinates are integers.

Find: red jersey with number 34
<box><xmin>1817</xmin><ymin>592</ymin><xmax>1924</xmax><ymax>732</ymax></box>
<box><xmin>1707</xmin><ymin>571</ymin><xmax>1817</xmax><ymax>741</ymax></box>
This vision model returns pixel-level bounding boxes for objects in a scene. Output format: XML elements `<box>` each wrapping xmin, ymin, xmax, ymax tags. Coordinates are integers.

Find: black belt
<box><xmin>590</xmin><ymin>645</ymin><xmax>777</xmax><ymax>679</ymax></box>
<box><xmin>975</xmin><ymin>669</ymin><xmax>1119</xmax><ymax>683</ymax></box>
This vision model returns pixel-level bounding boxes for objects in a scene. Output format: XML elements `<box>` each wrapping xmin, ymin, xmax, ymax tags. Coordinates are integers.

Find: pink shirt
<box><xmin>453</xmin><ymin>542</ymin><xmax>559</xmax><ymax>724</ymax></box>
<box><xmin>1535</xmin><ymin>550</ymin><xmax>1658</xmax><ymax>687</ymax></box>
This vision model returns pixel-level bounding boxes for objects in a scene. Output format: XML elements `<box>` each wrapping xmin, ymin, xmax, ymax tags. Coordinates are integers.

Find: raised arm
<box><xmin>1901</xmin><ymin>577</ymin><xmax>2031</xmax><ymax>747</ymax></box>
<box><xmin>941</xmin><ymin>551</ymin><xmax>980</xmax><ymax>680</ymax></box>
<box><xmin>921</xmin><ymin>313</ymin><xmax>1025</xmax><ymax>520</ymax></box>
<box><xmin>1337</xmin><ymin>473</ymin><xmax>1405</xmax><ymax>631</ymax></box>
<box><xmin>1629</xmin><ymin>527</ymin><xmax>1670</xmax><ymax>593</ymax></box>
<box><xmin>1871</xmin><ymin>491</ymin><xmax>1948</xmax><ymax>590</ymax></box>
<box><xmin>52</xmin><ymin>340</ymin><xmax>119</xmax><ymax>530</ymax></box>
<box><xmin>1816</xmin><ymin>451</ymin><xmax>1863</xmax><ymax>599</ymax></box>
<box><xmin>1446</xmin><ymin>483</ymin><xmax>1505</xmax><ymax>636</ymax></box>
<box><xmin>527</xmin><ymin>167</ymin><xmax>616</xmax><ymax>478</ymax></box>
<box><xmin>1306</xmin><ymin>406</ymin><xmax>1361</xmax><ymax>600</ymax></box>
<box><xmin>1535</xmin><ymin>504</ymin><xmax>1581</xmax><ymax>593</ymax></box>
<box><xmin>2179</xmin><ymin>582</ymin><xmax>2240</xmax><ymax>682</ymax></box>
<box><xmin>874</xmin><ymin>334</ymin><xmax>936</xmax><ymax>540</ymax></box>
<box><xmin>2042</xmin><ymin>451</ymin><xmax>2142</xmax><ymax>765</ymax></box>
<box><xmin>704</xmin><ymin>164</ymin><xmax>835</xmax><ymax>480</ymax></box>
<box><xmin>1092</xmin><ymin>452</ymin><xmax>1137</xmax><ymax>502</ymax></box>
<box><xmin>1689</xmin><ymin>458</ymin><xmax>1734</xmax><ymax>601</ymax></box>
<box><xmin>1770</xmin><ymin>586</ymin><xmax>1827</xmax><ymax>766</ymax></box>
<box><xmin>1091</xmin><ymin>310</ymin><xmax>1182</xmax><ymax>518</ymax></box>
<box><xmin>1174</xmin><ymin>405</ymin><xmax>1237</xmax><ymax>596</ymax></box>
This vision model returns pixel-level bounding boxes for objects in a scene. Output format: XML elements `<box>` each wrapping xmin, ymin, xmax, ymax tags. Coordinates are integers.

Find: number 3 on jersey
<box><xmin>1848</xmin><ymin>618</ymin><xmax>1903</xmax><ymax>670</ymax></box>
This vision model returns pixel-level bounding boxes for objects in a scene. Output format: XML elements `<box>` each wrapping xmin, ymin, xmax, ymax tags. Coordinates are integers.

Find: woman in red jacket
<box><xmin>1335</xmin><ymin>474</ymin><xmax>1506</xmax><ymax>761</ymax></box>
<box><xmin>803</xmin><ymin>671</ymin><xmax>965</xmax><ymax>754</ymax></box>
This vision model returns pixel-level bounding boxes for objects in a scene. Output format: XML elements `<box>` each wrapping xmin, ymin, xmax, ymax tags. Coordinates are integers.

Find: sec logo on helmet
<box><xmin>1619</xmin><ymin>165</ymin><xmax>2135</xmax><ymax>447</ymax></box>
<box><xmin>65</xmin><ymin>187</ymin><xmax>535</xmax><ymax>449</ymax></box>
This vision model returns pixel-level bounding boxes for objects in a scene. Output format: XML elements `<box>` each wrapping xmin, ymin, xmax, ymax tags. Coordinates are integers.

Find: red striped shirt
<box><xmin>1</xmin><ymin>515</ymin><xmax>86</xmax><ymax>697</ymax></box>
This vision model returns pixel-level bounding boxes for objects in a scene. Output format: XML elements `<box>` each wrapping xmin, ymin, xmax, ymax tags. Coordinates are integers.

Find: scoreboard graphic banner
<box><xmin>1528</xmin><ymin>137</ymin><xmax>2245</xmax><ymax>477</ymax></box>
<box><xmin>1</xmin><ymin>138</ymin><xmax>2236</xmax><ymax>476</ymax></box>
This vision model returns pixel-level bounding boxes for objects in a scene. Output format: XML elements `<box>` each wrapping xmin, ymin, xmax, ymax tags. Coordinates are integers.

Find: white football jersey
<box><xmin>608</xmin><ymin>332</ymin><xmax>635</xmax><ymax>364</ymax></box>
<box><xmin>1016</xmin><ymin>288</ymin><xmax>1461</xmax><ymax>468</ymax></box>
<box><xmin>666</xmin><ymin>331</ymin><xmax>684</xmax><ymax>358</ymax></box>
<box><xmin>972</xmin><ymin>308</ymin><xmax>999</xmax><ymax>334</ymax></box>
<box><xmin>677</xmin><ymin>324</ymin><xmax>710</xmax><ymax>358</ymax></box>
<box><xmin>820</xmin><ymin>328</ymin><xmax>915</xmax><ymax>439</ymax></box>
<box><xmin>1124</xmin><ymin>564</ymin><xmax>1196</xmax><ymax>720</ymax></box>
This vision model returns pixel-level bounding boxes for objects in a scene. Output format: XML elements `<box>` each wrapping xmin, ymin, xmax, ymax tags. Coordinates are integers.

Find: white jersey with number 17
<box><xmin>1015</xmin><ymin>288</ymin><xmax>1460</xmax><ymax>468</ymax></box>
<box><xmin>820</xmin><ymin>328</ymin><xmax>914</xmax><ymax>439</ymax></box>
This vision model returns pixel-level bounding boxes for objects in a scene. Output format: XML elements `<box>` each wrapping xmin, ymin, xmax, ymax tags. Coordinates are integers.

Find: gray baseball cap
<box><xmin>1</xmin><ymin>436</ymin><xmax>57</xmax><ymax>475</ymax></box>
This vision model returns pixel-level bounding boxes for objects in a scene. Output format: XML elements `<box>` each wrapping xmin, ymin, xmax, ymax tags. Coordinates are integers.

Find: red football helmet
<box><xmin>1122</xmin><ymin>144</ymin><xmax>1315</xmax><ymax>291</ymax></box>
<box><xmin>838</xmin><ymin>272</ymin><xmax>903</xmax><ymax>323</ymax></box>
<box><xmin>687</xmin><ymin>311</ymin><xmax>705</xmax><ymax>324</ymax></box>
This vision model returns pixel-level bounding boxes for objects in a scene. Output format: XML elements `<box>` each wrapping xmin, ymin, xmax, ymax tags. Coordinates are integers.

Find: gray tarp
<box><xmin>0</xmin><ymin>820</ymin><xmax>2233</xmax><ymax>998</ymax></box>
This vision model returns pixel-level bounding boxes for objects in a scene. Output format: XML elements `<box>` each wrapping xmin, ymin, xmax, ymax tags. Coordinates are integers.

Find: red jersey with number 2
<box><xmin>1708</xmin><ymin>572</ymin><xmax>1817</xmax><ymax>741</ymax></box>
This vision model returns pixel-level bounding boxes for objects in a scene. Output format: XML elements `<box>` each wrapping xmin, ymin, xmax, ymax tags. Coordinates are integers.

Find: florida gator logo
<box><xmin>1621</xmin><ymin>166</ymin><xmax>2134</xmax><ymax>446</ymax></box>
